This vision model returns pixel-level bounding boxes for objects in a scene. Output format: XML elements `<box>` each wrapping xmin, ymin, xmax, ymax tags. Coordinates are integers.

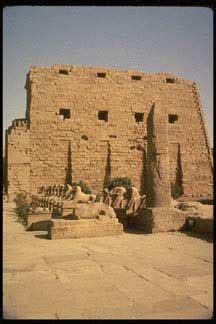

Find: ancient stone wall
<box><xmin>6</xmin><ymin>119</ymin><xmax>30</xmax><ymax>200</ymax></box>
<box><xmin>6</xmin><ymin>64</ymin><xmax>213</xmax><ymax>198</ymax></box>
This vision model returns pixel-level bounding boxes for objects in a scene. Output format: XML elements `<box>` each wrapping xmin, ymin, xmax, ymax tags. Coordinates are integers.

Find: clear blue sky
<box><xmin>3</xmin><ymin>6</ymin><xmax>213</xmax><ymax>145</ymax></box>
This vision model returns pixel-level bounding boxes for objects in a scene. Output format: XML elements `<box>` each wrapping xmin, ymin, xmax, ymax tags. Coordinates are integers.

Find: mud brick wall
<box><xmin>5</xmin><ymin>119</ymin><xmax>30</xmax><ymax>200</ymax></box>
<box><xmin>6</xmin><ymin>64</ymin><xmax>213</xmax><ymax>198</ymax></box>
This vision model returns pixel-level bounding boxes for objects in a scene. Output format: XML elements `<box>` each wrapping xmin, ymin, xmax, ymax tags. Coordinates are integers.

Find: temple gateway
<box><xmin>5</xmin><ymin>64</ymin><xmax>213</xmax><ymax>201</ymax></box>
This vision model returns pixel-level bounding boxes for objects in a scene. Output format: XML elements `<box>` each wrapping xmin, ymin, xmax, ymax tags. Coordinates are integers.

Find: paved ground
<box><xmin>3</xmin><ymin>202</ymin><xmax>213</xmax><ymax>319</ymax></box>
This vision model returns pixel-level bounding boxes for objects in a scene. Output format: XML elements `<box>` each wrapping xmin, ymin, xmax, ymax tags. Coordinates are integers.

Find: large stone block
<box><xmin>48</xmin><ymin>218</ymin><xmax>123</xmax><ymax>239</ymax></box>
<box><xmin>135</xmin><ymin>207</ymin><xmax>188</xmax><ymax>233</ymax></box>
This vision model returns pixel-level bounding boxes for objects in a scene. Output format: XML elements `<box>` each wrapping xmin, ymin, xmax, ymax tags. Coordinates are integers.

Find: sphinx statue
<box><xmin>72</xmin><ymin>185</ymin><xmax>96</xmax><ymax>203</ymax></box>
<box><xmin>64</xmin><ymin>184</ymin><xmax>74</xmax><ymax>200</ymax></box>
<box><xmin>126</xmin><ymin>187</ymin><xmax>146</xmax><ymax>215</ymax></box>
<box><xmin>102</xmin><ymin>188</ymin><xmax>112</xmax><ymax>205</ymax></box>
<box><xmin>110</xmin><ymin>186</ymin><xmax>127</xmax><ymax>209</ymax></box>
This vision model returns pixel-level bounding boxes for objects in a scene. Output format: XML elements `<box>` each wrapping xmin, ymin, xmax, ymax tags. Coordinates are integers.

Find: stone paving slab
<box><xmin>3</xmin><ymin>202</ymin><xmax>213</xmax><ymax>319</ymax></box>
<box><xmin>129</xmin><ymin>296</ymin><xmax>211</xmax><ymax>319</ymax></box>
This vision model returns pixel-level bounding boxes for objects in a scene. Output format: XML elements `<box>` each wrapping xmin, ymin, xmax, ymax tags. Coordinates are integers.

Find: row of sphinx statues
<box><xmin>31</xmin><ymin>183</ymin><xmax>146</xmax><ymax>216</ymax></box>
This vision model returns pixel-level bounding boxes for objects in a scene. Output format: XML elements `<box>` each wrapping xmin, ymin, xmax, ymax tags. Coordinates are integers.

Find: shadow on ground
<box><xmin>180</xmin><ymin>230</ymin><xmax>213</xmax><ymax>243</ymax></box>
<box><xmin>35</xmin><ymin>233</ymin><xmax>48</xmax><ymax>239</ymax></box>
<box><xmin>124</xmin><ymin>228</ymin><xmax>148</xmax><ymax>235</ymax></box>
<box><xmin>124</xmin><ymin>228</ymin><xmax>213</xmax><ymax>243</ymax></box>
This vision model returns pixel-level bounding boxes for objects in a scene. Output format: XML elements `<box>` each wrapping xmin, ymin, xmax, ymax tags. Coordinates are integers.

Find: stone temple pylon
<box><xmin>146</xmin><ymin>102</ymin><xmax>171</xmax><ymax>208</ymax></box>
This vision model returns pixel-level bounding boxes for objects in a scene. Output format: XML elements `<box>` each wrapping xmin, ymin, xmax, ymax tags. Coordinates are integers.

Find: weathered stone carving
<box><xmin>28</xmin><ymin>182</ymin><xmax>124</xmax><ymax>239</ymax></box>
<box><xmin>72</xmin><ymin>185</ymin><xmax>96</xmax><ymax>203</ymax></box>
<box><xmin>102</xmin><ymin>188</ymin><xmax>112</xmax><ymax>205</ymax></box>
<box><xmin>64</xmin><ymin>184</ymin><xmax>74</xmax><ymax>200</ymax></box>
<box><xmin>91</xmin><ymin>186</ymin><xmax>147</xmax><ymax>227</ymax></box>
<box><xmin>63</xmin><ymin>202</ymin><xmax>116</xmax><ymax>220</ymax></box>
<box><xmin>126</xmin><ymin>187</ymin><xmax>146</xmax><ymax>215</ymax></box>
<box><xmin>109</xmin><ymin>186</ymin><xmax>127</xmax><ymax>208</ymax></box>
<box><xmin>31</xmin><ymin>183</ymin><xmax>147</xmax><ymax>224</ymax></box>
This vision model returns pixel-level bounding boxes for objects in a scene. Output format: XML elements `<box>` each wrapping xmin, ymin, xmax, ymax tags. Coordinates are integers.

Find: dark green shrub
<box><xmin>14</xmin><ymin>193</ymin><xmax>30</xmax><ymax>225</ymax></box>
<box><xmin>171</xmin><ymin>183</ymin><xmax>183</xmax><ymax>199</ymax></box>
<box><xmin>72</xmin><ymin>181</ymin><xmax>92</xmax><ymax>194</ymax></box>
<box><xmin>107</xmin><ymin>177</ymin><xmax>132</xmax><ymax>191</ymax></box>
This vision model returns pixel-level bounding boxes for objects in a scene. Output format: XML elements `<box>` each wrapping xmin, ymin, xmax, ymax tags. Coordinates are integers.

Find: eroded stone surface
<box><xmin>5</xmin><ymin>65</ymin><xmax>213</xmax><ymax>200</ymax></box>
<box><xmin>63</xmin><ymin>202</ymin><xmax>116</xmax><ymax>220</ymax></box>
<box><xmin>146</xmin><ymin>103</ymin><xmax>171</xmax><ymax>207</ymax></box>
<box><xmin>48</xmin><ymin>218</ymin><xmax>123</xmax><ymax>240</ymax></box>
<box><xmin>3</xmin><ymin>202</ymin><xmax>213</xmax><ymax>319</ymax></box>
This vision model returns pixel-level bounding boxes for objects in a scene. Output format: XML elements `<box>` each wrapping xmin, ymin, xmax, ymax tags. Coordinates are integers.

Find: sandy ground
<box><xmin>3</xmin><ymin>202</ymin><xmax>213</xmax><ymax>319</ymax></box>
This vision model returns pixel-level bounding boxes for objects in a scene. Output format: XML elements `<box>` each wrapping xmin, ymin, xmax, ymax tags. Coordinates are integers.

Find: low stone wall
<box><xmin>134</xmin><ymin>207</ymin><xmax>188</xmax><ymax>233</ymax></box>
<box><xmin>27</xmin><ymin>212</ymin><xmax>52</xmax><ymax>231</ymax></box>
<box><xmin>48</xmin><ymin>218</ymin><xmax>123</xmax><ymax>240</ymax></box>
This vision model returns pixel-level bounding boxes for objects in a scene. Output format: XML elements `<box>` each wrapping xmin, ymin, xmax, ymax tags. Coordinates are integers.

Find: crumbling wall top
<box><xmin>26</xmin><ymin>64</ymin><xmax>194</xmax><ymax>86</ymax></box>
<box><xmin>7</xmin><ymin>118</ymin><xmax>29</xmax><ymax>135</ymax></box>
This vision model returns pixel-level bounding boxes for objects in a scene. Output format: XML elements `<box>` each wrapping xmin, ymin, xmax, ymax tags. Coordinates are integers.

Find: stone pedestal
<box><xmin>135</xmin><ymin>207</ymin><xmax>187</xmax><ymax>233</ymax></box>
<box><xmin>48</xmin><ymin>218</ymin><xmax>123</xmax><ymax>240</ymax></box>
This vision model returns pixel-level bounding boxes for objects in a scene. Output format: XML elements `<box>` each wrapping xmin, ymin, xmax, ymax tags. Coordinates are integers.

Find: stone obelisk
<box><xmin>135</xmin><ymin>104</ymin><xmax>188</xmax><ymax>233</ymax></box>
<box><xmin>146</xmin><ymin>103</ymin><xmax>171</xmax><ymax>208</ymax></box>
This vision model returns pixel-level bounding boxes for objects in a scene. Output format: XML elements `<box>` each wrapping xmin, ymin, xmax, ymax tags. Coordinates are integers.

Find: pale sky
<box><xmin>3</xmin><ymin>6</ymin><xmax>213</xmax><ymax>146</ymax></box>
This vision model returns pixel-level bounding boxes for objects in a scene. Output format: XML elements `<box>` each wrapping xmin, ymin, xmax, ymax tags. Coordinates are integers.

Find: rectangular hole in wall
<box><xmin>97</xmin><ymin>72</ymin><xmax>106</xmax><ymax>78</ymax></box>
<box><xmin>169</xmin><ymin>114</ymin><xmax>178</xmax><ymax>123</ymax></box>
<box><xmin>166</xmin><ymin>78</ymin><xmax>175</xmax><ymax>84</ymax></box>
<box><xmin>98</xmin><ymin>111</ymin><xmax>108</xmax><ymax>122</ymax></box>
<box><xmin>134</xmin><ymin>112</ymin><xmax>144</xmax><ymax>123</ymax></box>
<box><xmin>59</xmin><ymin>108</ymin><xmax>71</xmax><ymax>120</ymax></box>
<box><xmin>59</xmin><ymin>69</ymin><xmax>69</xmax><ymax>75</ymax></box>
<box><xmin>132</xmin><ymin>75</ymin><xmax>142</xmax><ymax>81</ymax></box>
